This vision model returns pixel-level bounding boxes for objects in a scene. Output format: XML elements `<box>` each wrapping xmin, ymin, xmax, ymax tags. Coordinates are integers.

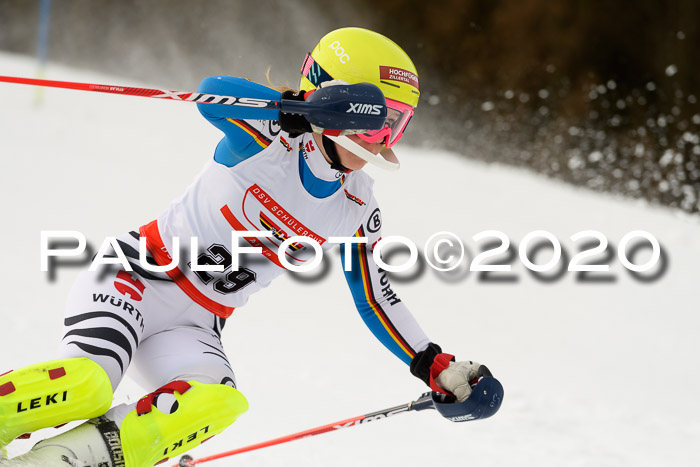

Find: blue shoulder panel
<box><xmin>197</xmin><ymin>76</ymin><xmax>282</xmax><ymax>167</ymax></box>
<box><xmin>196</xmin><ymin>76</ymin><xmax>281</xmax><ymax>120</ymax></box>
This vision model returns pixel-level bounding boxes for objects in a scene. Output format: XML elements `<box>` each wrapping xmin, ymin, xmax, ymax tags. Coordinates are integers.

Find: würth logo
<box><xmin>347</xmin><ymin>103</ymin><xmax>383</xmax><ymax>115</ymax></box>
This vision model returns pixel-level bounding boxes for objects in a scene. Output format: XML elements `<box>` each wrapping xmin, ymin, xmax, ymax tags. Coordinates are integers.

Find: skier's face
<box><xmin>334</xmin><ymin>135</ymin><xmax>383</xmax><ymax>171</ymax></box>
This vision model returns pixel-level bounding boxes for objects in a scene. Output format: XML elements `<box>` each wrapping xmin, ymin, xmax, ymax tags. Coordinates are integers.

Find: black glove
<box><xmin>279</xmin><ymin>90</ymin><xmax>312</xmax><ymax>137</ymax></box>
<box><xmin>409</xmin><ymin>342</ymin><xmax>444</xmax><ymax>386</ymax></box>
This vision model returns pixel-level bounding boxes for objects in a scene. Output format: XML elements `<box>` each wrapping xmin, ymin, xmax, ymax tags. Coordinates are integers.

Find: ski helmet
<box><xmin>300</xmin><ymin>27</ymin><xmax>420</xmax><ymax>170</ymax></box>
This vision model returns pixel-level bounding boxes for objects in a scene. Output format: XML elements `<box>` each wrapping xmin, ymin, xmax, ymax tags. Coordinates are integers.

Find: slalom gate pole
<box><xmin>33</xmin><ymin>0</ymin><xmax>52</xmax><ymax>105</ymax></box>
<box><xmin>175</xmin><ymin>392</ymin><xmax>435</xmax><ymax>466</ymax></box>
<box><xmin>0</xmin><ymin>75</ymin><xmax>281</xmax><ymax>110</ymax></box>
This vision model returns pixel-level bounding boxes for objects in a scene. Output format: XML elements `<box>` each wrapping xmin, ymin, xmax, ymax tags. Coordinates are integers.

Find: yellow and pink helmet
<box><xmin>300</xmin><ymin>27</ymin><xmax>420</xmax><ymax>168</ymax></box>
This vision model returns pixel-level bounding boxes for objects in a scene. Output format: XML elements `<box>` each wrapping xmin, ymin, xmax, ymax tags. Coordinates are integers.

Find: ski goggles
<box><xmin>301</xmin><ymin>53</ymin><xmax>414</xmax><ymax>148</ymax></box>
<box><xmin>356</xmin><ymin>98</ymin><xmax>413</xmax><ymax>148</ymax></box>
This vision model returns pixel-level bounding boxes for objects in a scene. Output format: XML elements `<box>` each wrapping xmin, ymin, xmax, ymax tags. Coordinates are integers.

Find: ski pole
<box><xmin>175</xmin><ymin>392</ymin><xmax>435</xmax><ymax>466</ymax></box>
<box><xmin>0</xmin><ymin>75</ymin><xmax>280</xmax><ymax>108</ymax></box>
<box><xmin>0</xmin><ymin>75</ymin><xmax>387</xmax><ymax>130</ymax></box>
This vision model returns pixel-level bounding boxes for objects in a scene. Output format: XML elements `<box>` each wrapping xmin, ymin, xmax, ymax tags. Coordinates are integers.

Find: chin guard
<box><xmin>432</xmin><ymin>376</ymin><xmax>504</xmax><ymax>422</ymax></box>
<box><xmin>326</xmin><ymin>134</ymin><xmax>400</xmax><ymax>170</ymax></box>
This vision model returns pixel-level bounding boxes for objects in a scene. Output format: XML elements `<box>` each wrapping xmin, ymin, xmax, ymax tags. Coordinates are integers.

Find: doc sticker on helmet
<box><xmin>328</xmin><ymin>40</ymin><xmax>350</xmax><ymax>63</ymax></box>
<box><xmin>367</xmin><ymin>208</ymin><xmax>382</xmax><ymax>233</ymax></box>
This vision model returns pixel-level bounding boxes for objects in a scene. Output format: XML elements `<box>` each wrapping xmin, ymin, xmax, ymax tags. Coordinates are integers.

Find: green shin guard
<box><xmin>121</xmin><ymin>381</ymin><xmax>248</xmax><ymax>467</ymax></box>
<box><xmin>0</xmin><ymin>358</ymin><xmax>113</xmax><ymax>448</ymax></box>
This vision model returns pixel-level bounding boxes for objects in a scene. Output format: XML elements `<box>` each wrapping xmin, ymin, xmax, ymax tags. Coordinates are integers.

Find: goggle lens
<box><xmin>357</xmin><ymin>98</ymin><xmax>414</xmax><ymax>148</ymax></box>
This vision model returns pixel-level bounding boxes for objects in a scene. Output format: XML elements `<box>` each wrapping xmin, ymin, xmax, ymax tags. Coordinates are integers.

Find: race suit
<box><xmin>58</xmin><ymin>76</ymin><xmax>431</xmax><ymax>391</ymax></box>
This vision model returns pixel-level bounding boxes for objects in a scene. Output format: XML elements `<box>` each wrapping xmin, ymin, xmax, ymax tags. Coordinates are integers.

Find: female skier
<box><xmin>0</xmin><ymin>27</ymin><xmax>495</xmax><ymax>466</ymax></box>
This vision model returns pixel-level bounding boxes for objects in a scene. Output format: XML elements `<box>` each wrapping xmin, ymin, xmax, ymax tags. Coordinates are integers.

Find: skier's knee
<box><xmin>120</xmin><ymin>380</ymin><xmax>248</xmax><ymax>466</ymax></box>
<box><xmin>0</xmin><ymin>357</ymin><xmax>112</xmax><ymax>448</ymax></box>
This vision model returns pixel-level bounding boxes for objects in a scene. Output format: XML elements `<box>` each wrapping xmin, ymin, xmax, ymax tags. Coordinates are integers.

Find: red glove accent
<box><xmin>428</xmin><ymin>353</ymin><xmax>455</xmax><ymax>395</ymax></box>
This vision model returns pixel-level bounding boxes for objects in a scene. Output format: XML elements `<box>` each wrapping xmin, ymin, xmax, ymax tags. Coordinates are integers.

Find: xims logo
<box><xmin>347</xmin><ymin>103</ymin><xmax>384</xmax><ymax>115</ymax></box>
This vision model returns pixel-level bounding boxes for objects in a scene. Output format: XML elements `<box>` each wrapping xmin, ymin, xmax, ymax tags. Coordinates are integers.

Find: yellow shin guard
<box><xmin>0</xmin><ymin>357</ymin><xmax>112</xmax><ymax>448</ymax></box>
<box><xmin>121</xmin><ymin>381</ymin><xmax>248</xmax><ymax>467</ymax></box>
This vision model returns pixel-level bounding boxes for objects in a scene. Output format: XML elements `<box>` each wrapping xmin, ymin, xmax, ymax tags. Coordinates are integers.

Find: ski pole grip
<box><xmin>279</xmin><ymin>99</ymin><xmax>315</xmax><ymax>116</ymax></box>
<box><xmin>409</xmin><ymin>392</ymin><xmax>436</xmax><ymax>412</ymax></box>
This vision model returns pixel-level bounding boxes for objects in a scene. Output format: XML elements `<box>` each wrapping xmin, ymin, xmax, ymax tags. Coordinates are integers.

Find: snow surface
<box><xmin>1</xmin><ymin>52</ymin><xmax>699</xmax><ymax>466</ymax></box>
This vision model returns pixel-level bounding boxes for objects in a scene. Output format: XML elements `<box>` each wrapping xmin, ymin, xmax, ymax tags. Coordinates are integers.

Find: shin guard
<box><xmin>120</xmin><ymin>381</ymin><xmax>248</xmax><ymax>466</ymax></box>
<box><xmin>0</xmin><ymin>357</ymin><xmax>112</xmax><ymax>448</ymax></box>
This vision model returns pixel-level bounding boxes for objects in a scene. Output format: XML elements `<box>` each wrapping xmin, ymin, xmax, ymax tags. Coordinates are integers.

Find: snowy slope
<box><xmin>1</xmin><ymin>52</ymin><xmax>699</xmax><ymax>466</ymax></box>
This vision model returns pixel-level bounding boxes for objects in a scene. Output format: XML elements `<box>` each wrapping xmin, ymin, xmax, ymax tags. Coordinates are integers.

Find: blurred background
<box><xmin>1</xmin><ymin>0</ymin><xmax>699</xmax><ymax>214</ymax></box>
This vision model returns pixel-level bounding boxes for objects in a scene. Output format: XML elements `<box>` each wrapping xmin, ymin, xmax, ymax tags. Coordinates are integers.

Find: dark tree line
<box><xmin>359</xmin><ymin>0</ymin><xmax>700</xmax><ymax>213</ymax></box>
<box><xmin>1</xmin><ymin>0</ymin><xmax>698</xmax><ymax>212</ymax></box>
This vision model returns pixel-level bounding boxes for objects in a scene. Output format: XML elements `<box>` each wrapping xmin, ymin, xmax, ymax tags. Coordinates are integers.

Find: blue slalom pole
<box><xmin>35</xmin><ymin>0</ymin><xmax>52</xmax><ymax>104</ymax></box>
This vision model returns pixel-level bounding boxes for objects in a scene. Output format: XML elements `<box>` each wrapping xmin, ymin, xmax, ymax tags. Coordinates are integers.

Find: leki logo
<box><xmin>17</xmin><ymin>391</ymin><xmax>68</xmax><ymax>412</ymax></box>
<box><xmin>162</xmin><ymin>425</ymin><xmax>210</xmax><ymax>456</ymax></box>
<box><xmin>347</xmin><ymin>103</ymin><xmax>383</xmax><ymax>115</ymax></box>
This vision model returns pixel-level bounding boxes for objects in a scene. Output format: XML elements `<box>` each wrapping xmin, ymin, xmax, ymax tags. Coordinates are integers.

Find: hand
<box><xmin>409</xmin><ymin>344</ymin><xmax>493</xmax><ymax>403</ymax></box>
<box><xmin>278</xmin><ymin>90</ymin><xmax>312</xmax><ymax>137</ymax></box>
<box><xmin>434</xmin><ymin>361</ymin><xmax>492</xmax><ymax>402</ymax></box>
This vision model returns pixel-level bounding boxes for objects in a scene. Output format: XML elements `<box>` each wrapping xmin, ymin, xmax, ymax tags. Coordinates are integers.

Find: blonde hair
<box><xmin>265</xmin><ymin>67</ymin><xmax>297</xmax><ymax>93</ymax></box>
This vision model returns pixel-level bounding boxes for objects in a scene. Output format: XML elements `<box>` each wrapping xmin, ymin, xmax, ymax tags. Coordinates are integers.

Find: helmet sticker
<box><xmin>379</xmin><ymin>66</ymin><xmax>420</xmax><ymax>90</ymax></box>
<box><xmin>328</xmin><ymin>41</ymin><xmax>350</xmax><ymax>64</ymax></box>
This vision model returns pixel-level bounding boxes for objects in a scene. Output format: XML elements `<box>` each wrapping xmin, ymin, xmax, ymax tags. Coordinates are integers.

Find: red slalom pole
<box><xmin>176</xmin><ymin>392</ymin><xmax>435</xmax><ymax>466</ymax></box>
<box><xmin>0</xmin><ymin>75</ymin><xmax>280</xmax><ymax>109</ymax></box>
<box><xmin>1</xmin><ymin>75</ymin><xmax>390</xmax><ymax>131</ymax></box>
